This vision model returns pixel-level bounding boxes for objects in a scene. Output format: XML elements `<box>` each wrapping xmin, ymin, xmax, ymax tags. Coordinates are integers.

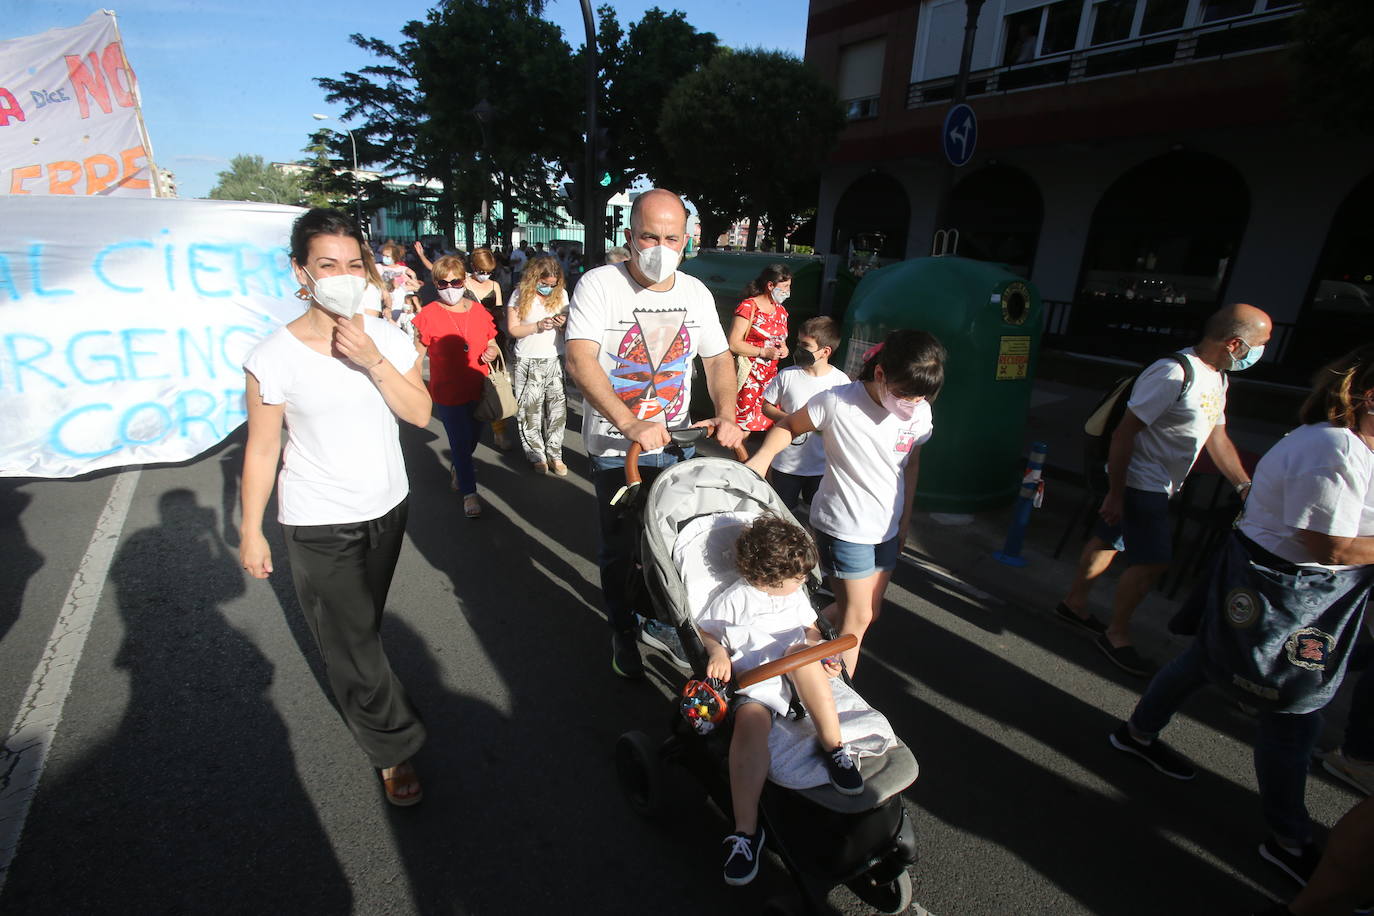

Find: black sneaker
<box><xmin>611</xmin><ymin>629</ymin><xmax>645</xmax><ymax>679</ymax></box>
<box><xmin>1108</xmin><ymin>723</ymin><xmax>1196</xmax><ymax>780</ymax></box>
<box><xmin>1258</xmin><ymin>837</ymin><xmax>1322</xmax><ymax>887</ymax></box>
<box><xmin>1055</xmin><ymin>602</ymin><xmax>1107</xmax><ymax>635</ymax></box>
<box><xmin>639</xmin><ymin>618</ymin><xmax>691</xmax><ymax>671</ymax></box>
<box><xmin>722</xmin><ymin>826</ymin><xmax>765</xmax><ymax>886</ymax></box>
<box><xmin>823</xmin><ymin>745</ymin><xmax>865</xmax><ymax>795</ymax></box>
<box><xmin>1095</xmin><ymin>634</ymin><xmax>1156</xmax><ymax>677</ymax></box>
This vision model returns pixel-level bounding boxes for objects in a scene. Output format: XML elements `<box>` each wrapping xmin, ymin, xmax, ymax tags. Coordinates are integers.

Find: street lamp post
<box><xmin>255</xmin><ymin>184</ymin><xmax>280</xmax><ymax>204</ymax></box>
<box><xmin>312</xmin><ymin>113</ymin><xmax>364</xmax><ymax>235</ymax></box>
<box><xmin>472</xmin><ymin>99</ymin><xmax>495</xmax><ymax>246</ymax></box>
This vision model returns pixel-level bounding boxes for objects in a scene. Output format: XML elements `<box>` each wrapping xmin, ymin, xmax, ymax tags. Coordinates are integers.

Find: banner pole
<box><xmin>106</xmin><ymin>9</ymin><xmax>163</xmax><ymax>198</ymax></box>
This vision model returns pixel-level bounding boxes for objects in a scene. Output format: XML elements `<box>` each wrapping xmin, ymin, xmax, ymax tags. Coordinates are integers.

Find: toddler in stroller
<box><xmin>701</xmin><ymin>515</ymin><xmax>867</xmax><ymax>885</ymax></box>
<box><xmin>615</xmin><ymin>439</ymin><xmax>919</xmax><ymax>914</ymax></box>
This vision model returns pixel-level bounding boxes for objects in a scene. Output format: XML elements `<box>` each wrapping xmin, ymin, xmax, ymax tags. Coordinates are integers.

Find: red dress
<box><xmin>413</xmin><ymin>301</ymin><xmax>496</xmax><ymax>405</ymax></box>
<box><xmin>733</xmin><ymin>297</ymin><xmax>789</xmax><ymax>431</ymax></box>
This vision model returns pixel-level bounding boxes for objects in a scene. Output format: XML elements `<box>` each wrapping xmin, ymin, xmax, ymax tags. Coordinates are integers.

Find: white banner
<box><xmin>0</xmin><ymin>196</ymin><xmax>305</xmax><ymax>478</ymax></box>
<box><xmin>1</xmin><ymin>10</ymin><xmax>155</xmax><ymax>198</ymax></box>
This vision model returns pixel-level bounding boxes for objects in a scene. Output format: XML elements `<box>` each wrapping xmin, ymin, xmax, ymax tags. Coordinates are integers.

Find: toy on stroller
<box><xmin>613</xmin><ymin>429</ymin><xmax>920</xmax><ymax>915</ymax></box>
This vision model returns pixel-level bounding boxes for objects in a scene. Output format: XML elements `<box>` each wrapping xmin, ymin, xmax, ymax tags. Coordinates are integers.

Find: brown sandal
<box><xmin>380</xmin><ymin>761</ymin><xmax>423</xmax><ymax>807</ymax></box>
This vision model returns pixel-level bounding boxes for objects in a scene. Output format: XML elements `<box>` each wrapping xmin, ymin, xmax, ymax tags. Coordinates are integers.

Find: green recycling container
<box><xmin>679</xmin><ymin>250</ymin><xmax>825</xmax><ymax>331</ymax></box>
<box><xmin>835</xmin><ymin>256</ymin><xmax>1041</xmax><ymax>513</ymax></box>
<box><xmin>681</xmin><ymin>250</ymin><xmax>827</xmax><ymax>420</ymax></box>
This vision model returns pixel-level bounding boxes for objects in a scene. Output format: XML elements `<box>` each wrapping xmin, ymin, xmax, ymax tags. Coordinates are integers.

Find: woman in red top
<box><xmin>728</xmin><ymin>264</ymin><xmax>792</xmax><ymax>432</ymax></box>
<box><xmin>413</xmin><ymin>255</ymin><xmax>499</xmax><ymax>518</ymax></box>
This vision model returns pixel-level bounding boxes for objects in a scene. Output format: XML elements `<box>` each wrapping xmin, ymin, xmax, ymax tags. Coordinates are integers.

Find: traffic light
<box><xmin>611</xmin><ymin>205</ymin><xmax>624</xmax><ymax>229</ymax></box>
<box><xmin>594</xmin><ymin>127</ymin><xmax>613</xmax><ymax>188</ymax></box>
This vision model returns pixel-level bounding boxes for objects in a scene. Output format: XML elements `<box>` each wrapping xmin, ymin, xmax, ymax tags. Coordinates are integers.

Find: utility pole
<box><xmin>930</xmin><ymin>0</ymin><xmax>986</xmax><ymax>254</ymax></box>
<box><xmin>579</xmin><ymin>0</ymin><xmax>605</xmax><ymax>267</ymax></box>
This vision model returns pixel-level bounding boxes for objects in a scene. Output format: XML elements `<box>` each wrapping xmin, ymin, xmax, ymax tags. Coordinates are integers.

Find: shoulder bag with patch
<box><xmin>1186</xmin><ymin>530</ymin><xmax>1374</xmax><ymax>714</ymax></box>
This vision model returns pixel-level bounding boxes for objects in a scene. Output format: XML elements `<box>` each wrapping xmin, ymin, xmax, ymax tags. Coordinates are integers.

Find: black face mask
<box><xmin>793</xmin><ymin>347</ymin><xmax>818</xmax><ymax>369</ymax></box>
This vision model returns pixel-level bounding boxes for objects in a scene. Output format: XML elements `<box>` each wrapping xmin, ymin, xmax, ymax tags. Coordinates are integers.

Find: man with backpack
<box><xmin>1056</xmin><ymin>302</ymin><xmax>1272</xmax><ymax>676</ymax></box>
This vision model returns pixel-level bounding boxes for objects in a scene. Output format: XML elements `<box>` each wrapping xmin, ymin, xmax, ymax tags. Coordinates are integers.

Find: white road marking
<box><xmin>0</xmin><ymin>469</ymin><xmax>141</xmax><ymax>894</ymax></box>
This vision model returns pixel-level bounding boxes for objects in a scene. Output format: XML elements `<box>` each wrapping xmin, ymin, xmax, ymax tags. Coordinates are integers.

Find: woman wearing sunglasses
<box><xmin>412</xmin><ymin>255</ymin><xmax>500</xmax><ymax>518</ymax></box>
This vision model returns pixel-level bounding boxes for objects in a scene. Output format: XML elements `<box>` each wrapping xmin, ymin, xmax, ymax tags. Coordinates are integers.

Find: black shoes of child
<box><xmin>824</xmin><ymin>745</ymin><xmax>865</xmax><ymax>796</ymax></box>
<box><xmin>722</xmin><ymin>826</ymin><xmax>766</xmax><ymax>885</ymax></box>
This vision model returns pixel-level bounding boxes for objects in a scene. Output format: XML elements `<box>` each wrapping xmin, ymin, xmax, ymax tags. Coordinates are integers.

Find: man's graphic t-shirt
<box><xmin>566</xmin><ymin>262</ymin><xmax>729</xmax><ymax>458</ymax></box>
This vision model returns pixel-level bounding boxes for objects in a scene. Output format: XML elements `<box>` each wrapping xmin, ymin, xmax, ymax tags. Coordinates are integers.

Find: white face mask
<box><xmin>633</xmin><ymin>244</ymin><xmax>680</xmax><ymax>284</ymax></box>
<box><xmin>304</xmin><ymin>270</ymin><xmax>366</xmax><ymax>319</ymax></box>
<box><xmin>381</xmin><ymin>255</ymin><xmax>395</xmax><ymax>266</ymax></box>
<box><xmin>770</xmin><ymin>287</ymin><xmax>791</xmax><ymax>304</ymax></box>
<box><xmin>474</xmin><ymin>272</ymin><xmax>491</xmax><ymax>282</ymax></box>
<box><xmin>438</xmin><ymin>287</ymin><xmax>464</xmax><ymax>306</ymax></box>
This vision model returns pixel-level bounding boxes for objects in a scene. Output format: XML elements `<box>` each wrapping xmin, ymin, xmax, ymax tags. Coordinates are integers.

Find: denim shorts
<box><xmin>813</xmin><ymin>529</ymin><xmax>900</xmax><ymax>580</ymax></box>
<box><xmin>1093</xmin><ymin>486</ymin><xmax>1172</xmax><ymax>566</ymax></box>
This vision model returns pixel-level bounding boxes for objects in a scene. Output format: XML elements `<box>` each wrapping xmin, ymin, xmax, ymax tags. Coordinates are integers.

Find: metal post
<box><xmin>579</xmin><ymin>0</ymin><xmax>604</xmax><ymax>267</ymax></box>
<box><xmin>994</xmin><ymin>441</ymin><xmax>1048</xmax><ymax>567</ymax></box>
<box><xmin>346</xmin><ymin>129</ymin><xmax>365</xmax><ymax>238</ymax></box>
<box><xmin>931</xmin><ymin>0</ymin><xmax>986</xmax><ymax>249</ymax></box>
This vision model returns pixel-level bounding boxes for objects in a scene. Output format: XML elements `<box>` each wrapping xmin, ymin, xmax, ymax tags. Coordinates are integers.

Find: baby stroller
<box><xmin>613</xmin><ymin>429</ymin><xmax>921</xmax><ymax>915</ymax></box>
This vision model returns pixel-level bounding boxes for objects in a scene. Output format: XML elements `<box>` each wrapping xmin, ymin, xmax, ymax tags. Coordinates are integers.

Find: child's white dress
<box><xmin>698</xmin><ymin>578</ymin><xmax>816</xmax><ymax>716</ymax></box>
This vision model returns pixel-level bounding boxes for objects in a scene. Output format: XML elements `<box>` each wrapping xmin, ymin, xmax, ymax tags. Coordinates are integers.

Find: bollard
<box><xmin>993</xmin><ymin>441</ymin><xmax>1048</xmax><ymax>567</ymax></box>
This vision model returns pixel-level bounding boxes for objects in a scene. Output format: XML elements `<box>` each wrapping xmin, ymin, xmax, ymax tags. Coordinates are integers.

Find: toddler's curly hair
<box><xmin>734</xmin><ymin>515</ymin><xmax>816</xmax><ymax>588</ymax></box>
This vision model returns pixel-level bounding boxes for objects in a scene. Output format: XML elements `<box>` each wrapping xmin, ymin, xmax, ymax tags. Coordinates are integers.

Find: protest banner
<box><xmin>0</xmin><ymin>196</ymin><xmax>305</xmax><ymax>478</ymax></box>
<box><xmin>1</xmin><ymin>10</ymin><xmax>160</xmax><ymax>198</ymax></box>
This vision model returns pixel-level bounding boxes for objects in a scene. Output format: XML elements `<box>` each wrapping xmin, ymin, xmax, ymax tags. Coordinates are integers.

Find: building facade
<box><xmin>805</xmin><ymin>0</ymin><xmax>1373</xmax><ymax>382</ymax></box>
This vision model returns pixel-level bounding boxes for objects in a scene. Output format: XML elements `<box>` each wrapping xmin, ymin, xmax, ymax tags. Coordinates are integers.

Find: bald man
<box><xmin>566</xmin><ymin>188</ymin><xmax>745</xmax><ymax>679</ymax></box>
<box><xmin>1057</xmin><ymin>302</ymin><xmax>1272</xmax><ymax>676</ymax></box>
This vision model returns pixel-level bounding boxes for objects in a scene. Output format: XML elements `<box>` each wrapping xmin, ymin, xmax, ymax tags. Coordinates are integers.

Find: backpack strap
<box><xmin>1167</xmin><ymin>352</ymin><xmax>1194</xmax><ymax>402</ymax></box>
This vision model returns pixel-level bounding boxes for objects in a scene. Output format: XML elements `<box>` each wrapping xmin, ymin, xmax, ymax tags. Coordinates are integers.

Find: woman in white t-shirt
<box><xmin>1111</xmin><ymin>343</ymin><xmax>1374</xmax><ymax>875</ymax></box>
<box><xmin>506</xmin><ymin>255</ymin><xmax>570</xmax><ymax>475</ymax></box>
<box><xmin>746</xmin><ymin>329</ymin><xmax>945</xmax><ymax>675</ymax></box>
<box><xmin>239</xmin><ymin>209</ymin><xmax>432</xmax><ymax>808</ymax></box>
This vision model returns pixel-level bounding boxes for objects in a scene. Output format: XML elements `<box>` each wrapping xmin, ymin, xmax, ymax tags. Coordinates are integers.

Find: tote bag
<box><xmin>473</xmin><ymin>352</ymin><xmax>517</xmax><ymax>422</ymax></box>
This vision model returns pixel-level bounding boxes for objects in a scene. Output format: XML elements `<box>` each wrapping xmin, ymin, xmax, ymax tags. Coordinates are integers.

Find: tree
<box><xmin>658</xmin><ymin>48</ymin><xmax>845</xmax><ymax>249</ymax></box>
<box><xmin>589</xmin><ymin>5</ymin><xmax>720</xmax><ymax>198</ymax></box>
<box><xmin>1292</xmin><ymin>0</ymin><xmax>1374</xmax><ymax>135</ymax></box>
<box><xmin>317</xmin><ymin>1</ymin><xmax>580</xmax><ymax>250</ymax></box>
<box><xmin>206</xmin><ymin>154</ymin><xmax>305</xmax><ymax>204</ymax></box>
<box><xmin>296</xmin><ymin>130</ymin><xmax>355</xmax><ymax>209</ymax></box>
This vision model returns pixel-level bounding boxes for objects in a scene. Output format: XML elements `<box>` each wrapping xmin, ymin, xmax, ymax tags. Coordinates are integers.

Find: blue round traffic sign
<box><xmin>942</xmin><ymin>103</ymin><xmax>977</xmax><ymax>167</ymax></box>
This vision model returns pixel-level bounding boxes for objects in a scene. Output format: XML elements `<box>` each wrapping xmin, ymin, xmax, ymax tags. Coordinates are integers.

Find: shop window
<box><xmin>1201</xmin><ymin>0</ymin><xmax>1259</xmax><ymax>22</ymax></box>
<box><xmin>1090</xmin><ymin>0</ymin><xmax>1138</xmax><ymax>45</ymax></box>
<box><xmin>1306</xmin><ymin>174</ymin><xmax>1374</xmax><ymax>318</ymax></box>
<box><xmin>1140</xmin><ymin>0</ymin><xmax>1187</xmax><ymax>34</ymax></box>
<box><xmin>1078</xmin><ymin>151</ymin><xmax>1248</xmax><ymax>306</ymax></box>
<box><xmin>947</xmin><ymin>165</ymin><xmax>1044</xmax><ymax>278</ymax></box>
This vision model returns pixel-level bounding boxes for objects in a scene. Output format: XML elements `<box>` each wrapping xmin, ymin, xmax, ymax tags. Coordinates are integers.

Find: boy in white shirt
<box><xmin>761</xmin><ymin>316</ymin><xmax>850</xmax><ymax>510</ymax></box>
<box><xmin>700</xmin><ymin>515</ymin><xmax>863</xmax><ymax>886</ymax></box>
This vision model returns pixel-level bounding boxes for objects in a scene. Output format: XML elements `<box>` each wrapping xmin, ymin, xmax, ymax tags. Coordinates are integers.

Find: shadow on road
<box><xmin>2</xmin><ymin>488</ymin><xmax>351</xmax><ymax>913</ymax></box>
<box><xmin>867</xmin><ymin>560</ymin><xmax>1294</xmax><ymax>914</ymax></box>
<box><xmin>0</xmin><ymin>483</ymin><xmax>42</xmax><ymax>649</ymax></box>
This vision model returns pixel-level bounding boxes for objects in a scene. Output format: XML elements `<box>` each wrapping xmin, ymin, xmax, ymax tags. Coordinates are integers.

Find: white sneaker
<box><xmin>1321</xmin><ymin>748</ymin><xmax>1374</xmax><ymax>796</ymax></box>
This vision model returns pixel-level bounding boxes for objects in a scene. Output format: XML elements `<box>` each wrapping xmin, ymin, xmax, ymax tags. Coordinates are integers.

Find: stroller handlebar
<box><xmin>735</xmin><ymin>634</ymin><xmax>857</xmax><ymax>690</ymax></box>
<box><xmin>623</xmin><ymin>424</ymin><xmax>750</xmax><ymax>486</ymax></box>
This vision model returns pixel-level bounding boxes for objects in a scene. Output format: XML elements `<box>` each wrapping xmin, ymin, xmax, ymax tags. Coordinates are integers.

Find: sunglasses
<box><xmin>434</xmin><ymin>278</ymin><xmax>466</xmax><ymax>289</ymax></box>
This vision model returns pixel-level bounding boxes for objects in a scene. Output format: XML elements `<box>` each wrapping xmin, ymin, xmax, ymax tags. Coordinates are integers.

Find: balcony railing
<box><xmin>907</xmin><ymin>6</ymin><xmax>1298</xmax><ymax>108</ymax></box>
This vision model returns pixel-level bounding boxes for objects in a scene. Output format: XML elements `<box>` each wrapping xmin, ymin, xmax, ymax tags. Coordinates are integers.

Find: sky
<box><xmin>5</xmin><ymin>1</ymin><xmax>809</xmax><ymax>199</ymax></box>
